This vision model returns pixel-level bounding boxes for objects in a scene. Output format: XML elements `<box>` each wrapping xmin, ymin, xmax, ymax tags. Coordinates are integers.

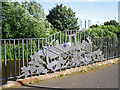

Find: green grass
<box><xmin>37</xmin><ymin>78</ymin><xmax>44</xmax><ymax>83</ymax></box>
<box><xmin>25</xmin><ymin>83</ymin><xmax>30</xmax><ymax>85</ymax></box>
<box><xmin>57</xmin><ymin>74</ymin><xmax>64</xmax><ymax>78</ymax></box>
<box><xmin>90</xmin><ymin>67</ymin><xmax>96</xmax><ymax>70</ymax></box>
<box><xmin>30</xmin><ymin>81</ymin><xmax>35</xmax><ymax>84</ymax></box>
<box><xmin>80</xmin><ymin>68</ymin><xmax>87</xmax><ymax>72</ymax></box>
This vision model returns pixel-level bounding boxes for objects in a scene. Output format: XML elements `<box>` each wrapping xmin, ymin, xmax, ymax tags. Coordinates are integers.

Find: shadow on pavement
<box><xmin>17</xmin><ymin>81</ymin><xmax>67</xmax><ymax>90</ymax></box>
<box><xmin>15</xmin><ymin>81</ymin><xmax>118</xmax><ymax>90</ymax></box>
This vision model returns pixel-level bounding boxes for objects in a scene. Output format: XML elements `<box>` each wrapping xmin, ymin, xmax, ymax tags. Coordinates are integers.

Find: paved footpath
<box><xmin>18</xmin><ymin>63</ymin><xmax>119</xmax><ymax>89</ymax></box>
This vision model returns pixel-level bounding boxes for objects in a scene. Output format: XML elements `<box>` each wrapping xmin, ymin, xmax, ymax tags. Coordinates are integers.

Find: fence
<box><xmin>0</xmin><ymin>30</ymin><xmax>120</xmax><ymax>85</ymax></box>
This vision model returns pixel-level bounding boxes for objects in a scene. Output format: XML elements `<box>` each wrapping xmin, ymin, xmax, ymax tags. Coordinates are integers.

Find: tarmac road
<box><xmin>18</xmin><ymin>63</ymin><xmax>119</xmax><ymax>89</ymax></box>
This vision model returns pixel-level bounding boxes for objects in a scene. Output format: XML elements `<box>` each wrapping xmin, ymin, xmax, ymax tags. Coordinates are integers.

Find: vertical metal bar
<box><xmin>65</xmin><ymin>31</ymin><xmax>66</xmax><ymax>43</ymax></box>
<box><xmin>38</xmin><ymin>39</ymin><xmax>39</xmax><ymax>51</ymax></box>
<box><xmin>41</xmin><ymin>39</ymin><xmax>43</xmax><ymax>49</ymax></box>
<box><xmin>13</xmin><ymin>40</ymin><xmax>16</xmax><ymax>80</ymax></box>
<box><xmin>70</xmin><ymin>30</ymin><xmax>72</xmax><ymax>35</ymax></box>
<box><xmin>98</xmin><ymin>37</ymin><xmax>100</xmax><ymax>50</ymax></box>
<box><xmin>26</xmin><ymin>39</ymin><xmax>28</xmax><ymax>66</ymax></box>
<box><xmin>22</xmin><ymin>39</ymin><xmax>24</xmax><ymax>66</ymax></box>
<box><xmin>118</xmin><ymin>37</ymin><xmax>120</xmax><ymax>57</ymax></box>
<box><xmin>116</xmin><ymin>38</ymin><xmax>119</xmax><ymax>58</ymax></box>
<box><xmin>18</xmin><ymin>40</ymin><xmax>20</xmax><ymax>76</ymax></box>
<box><xmin>0</xmin><ymin>40</ymin><xmax>2</xmax><ymax>84</ymax></box>
<box><xmin>67</xmin><ymin>31</ymin><xmax>69</xmax><ymax>42</ymax></box>
<box><xmin>95</xmin><ymin>38</ymin><xmax>98</xmax><ymax>50</ymax></box>
<box><xmin>34</xmin><ymin>39</ymin><xmax>35</xmax><ymax>52</ymax></box>
<box><xmin>75</xmin><ymin>33</ymin><xmax>77</xmax><ymax>45</ymax></box>
<box><xmin>0</xmin><ymin>1</ymin><xmax>2</xmax><ymax>84</ymax></box>
<box><xmin>109</xmin><ymin>38</ymin><xmax>111</xmax><ymax>59</ymax></box>
<box><xmin>112</xmin><ymin>37</ymin><xmax>114</xmax><ymax>58</ymax></box>
<box><xmin>45</xmin><ymin>38</ymin><xmax>47</xmax><ymax>46</ymax></box>
<box><xmin>60</xmin><ymin>32</ymin><xmax>61</xmax><ymax>44</ymax></box>
<box><xmin>54</xmin><ymin>34</ymin><xmax>55</xmax><ymax>45</ymax></box>
<box><xmin>77</xmin><ymin>31</ymin><xmax>79</xmax><ymax>41</ymax></box>
<box><xmin>30</xmin><ymin>39</ymin><xmax>32</xmax><ymax>61</ymax></box>
<box><xmin>9</xmin><ymin>40</ymin><xmax>12</xmax><ymax>77</ymax></box>
<box><xmin>110</xmin><ymin>38</ymin><xmax>112</xmax><ymax>59</ymax></box>
<box><xmin>75</xmin><ymin>30</ymin><xmax>77</xmax><ymax>41</ymax></box>
<box><xmin>62</xmin><ymin>31</ymin><xmax>64</xmax><ymax>43</ymax></box>
<box><xmin>105</xmin><ymin>38</ymin><xmax>107</xmax><ymax>60</ymax></box>
<box><xmin>30</xmin><ymin>39</ymin><xmax>32</xmax><ymax>76</ymax></box>
<box><xmin>48</xmin><ymin>37</ymin><xmax>49</xmax><ymax>46</ymax></box>
<box><xmin>84</xmin><ymin>31</ymin><xmax>85</xmax><ymax>40</ymax></box>
<box><xmin>53</xmin><ymin>34</ymin><xmax>56</xmax><ymax>70</ymax></box>
<box><xmin>4</xmin><ymin>40</ymin><xmax>7</xmax><ymax>82</ymax></box>
<box><xmin>92</xmin><ymin>38</ymin><xmax>94</xmax><ymax>52</ymax></box>
<box><xmin>78</xmin><ymin>31</ymin><xmax>79</xmax><ymax>42</ymax></box>
<box><xmin>57</xmin><ymin>33</ymin><xmax>58</xmax><ymax>40</ymax></box>
<box><xmin>102</xmin><ymin>38</ymin><xmax>104</xmax><ymax>59</ymax></box>
<box><xmin>80</xmin><ymin>31</ymin><xmax>81</xmax><ymax>43</ymax></box>
<box><xmin>107</xmin><ymin>38</ymin><xmax>109</xmax><ymax>60</ymax></box>
<box><xmin>51</xmin><ymin>36</ymin><xmax>53</xmax><ymax>46</ymax></box>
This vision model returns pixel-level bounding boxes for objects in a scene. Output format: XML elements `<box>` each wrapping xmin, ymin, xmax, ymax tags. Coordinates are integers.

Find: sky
<box><xmin>12</xmin><ymin>0</ymin><xmax>119</xmax><ymax>25</ymax></box>
<box><xmin>39</xmin><ymin>2</ymin><xmax>118</xmax><ymax>25</ymax></box>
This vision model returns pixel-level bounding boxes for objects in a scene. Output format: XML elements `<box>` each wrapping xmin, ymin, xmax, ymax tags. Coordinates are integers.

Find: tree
<box><xmin>2</xmin><ymin>0</ymin><xmax>53</xmax><ymax>39</ymax></box>
<box><xmin>22</xmin><ymin>0</ymin><xmax>45</xmax><ymax>21</ymax></box>
<box><xmin>104</xmin><ymin>20</ymin><xmax>119</xmax><ymax>27</ymax></box>
<box><xmin>90</xmin><ymin>24</ymin><xmax>99</xmax><ymax>28</ymax></box>
<box><xmin>46</xmin><ymin>4</ymin><xmax>79</xmax><ymax>31</ymax></box>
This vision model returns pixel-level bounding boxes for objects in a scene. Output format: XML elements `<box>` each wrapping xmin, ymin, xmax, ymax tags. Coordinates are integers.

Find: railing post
<box><xmin>26</xmin><ymin>39</ymin><xmax>28</xmax><ymax>66</ymax></box>
<box><xmin>0</xmin><ymin>1</ymin><xmax>2</xmax><ymax>85</ymax></box>
<box><xmin>34</xmin><ymin>39</ymin><xmax>36</xmax><ymax>52</ymax></box>
<box><xmin>22</xmin><ymin>39</ymin><xmax>24</xmax><ymax>66</ymax></box>
<box><xmin>112</xmin><ymin>37</ymin><xmax>114</xmax><ymax>59</ymax></box>
<box><xmin>14</xmin><ymin>40</ymin><xmax>16</xmax><ymax>80</ymax></box>
<box><xmin>4</xmin><ymin>40</ymin><xmax>7</xmax><ymax>83</ymax></box>
<box><xmin>80</xmin><ymin>31</ymin><xmax>81</xmax><ymax>43</ymax></box>
<box><xmin>54</xmin><ymin>34</ymin><xmax>55</xmax><ymax>45</ymax></box>
<box><xmin>62</xmin><ymin>31</ymin><xmax>64</xmax><ymax>43</ymax></box>
<box><xmin>65</xmin><ymin>31</ymin><xmax>66</xmax><ymax>43</ymax></box>
<box><xmin>30</xmin><ymin>39</ymin><xmax>32</xmax><ymax>61</ymax></box>
<box><xmin>84</xmin><ymin>31</ymin><xmax>85</xmax><ymax>40</ymax></box>
<box><xmin>38</xmin><ymin>39</ymin><xmax>39</xmax><ymax>51</ymax></box>
<box><xmin>9</xmin><ymin>40</ymin><xmax>12</xmax><ymax>77</ymax></box>
<box><xmin>0</xmin><ymin>40</ymin><xmax>2</xmax><ymax>85</ymax></box>
<box><xmin>18</xmin><ymin>40</ymin><xmax>20</xmax><ymax>76</ymax></box>
<box><xmin>60</xmin><ymin>31</ymin><xmax>61</xmax><ymax>44</ymax></box>
<box><xmin>107</xmin><ymin>38</ymin><xmax>109</xmax><ymax>60</ymax></box>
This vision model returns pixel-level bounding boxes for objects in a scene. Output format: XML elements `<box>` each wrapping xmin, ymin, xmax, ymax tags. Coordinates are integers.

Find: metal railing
<box><xmin>0</xmin><ymin>30</ymin><xmax>120</xmax><ymax>85</ymax></box>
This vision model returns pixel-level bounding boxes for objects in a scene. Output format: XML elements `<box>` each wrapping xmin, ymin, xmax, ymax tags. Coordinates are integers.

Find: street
<box><xmin>18</xmin><ymin>63</ymin><xmax>118</xmax><ymax>89</ymax></box>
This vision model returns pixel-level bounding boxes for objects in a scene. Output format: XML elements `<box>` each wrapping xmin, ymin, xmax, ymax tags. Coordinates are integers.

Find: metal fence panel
<box><xmin>0</xmin><ymin>30</ymin><xmax>120</xmax><ymax>84</ymax></box>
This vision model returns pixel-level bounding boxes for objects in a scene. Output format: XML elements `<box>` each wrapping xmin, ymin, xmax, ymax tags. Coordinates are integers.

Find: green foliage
<box><xmin>2</xmin><ymin>0</ymin><xmax>53</xmax><ymax>39</ymax></box>
<box><xmin>1</xmin><ymin>39</ymin><xmax>44</xmax><ymax>61</ymax></box>
<box><xmin>57</xmin><ymin>74</ymin><xmax>64</xmax><ymax>78</ymax></box>
<box><xmin>80</xmin><ymin>68</ymin><xmax>87</xmax><ymax>72</ymax></box>
<box><xmin>104</xmin><ymin>20</ymin><xmax>119</xmax><ymax>27</ymax></box>
<box><xmin>37</xmin><ymin>78</ymin><xmax>44</xmax><ymax>82</ymax></box>
<box><xmin>118</xmin><ymin>25</ymin><xmax>120</xmax><ymax>37</ymax></box>
<box><xmin>30</xmin><ymin>81</ymin><xmax>35</xmax><ymax>84</ymax></box>
<box><xmin>90</xmin><ymin>24</ymin><xmax>99</xmax><ymax>28</ymax></box>
<box><xmin>46</xmin><ymin>4</ymin><xmax>79</xmax><ymax>31</ymax></box>
<box><xmin>86</xmin><ymin>25</ymin><xmax>118</xmax><ymax>38</ymax></box>
<box><xmin>84</xmin><ymin>24</ymin><xmax>119</xmax><ymax>51</ymax></box>
<box><xmin>89</xmin><ymin>20</ymin><xmax>120</xmax><ymax>37</ymax></box>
